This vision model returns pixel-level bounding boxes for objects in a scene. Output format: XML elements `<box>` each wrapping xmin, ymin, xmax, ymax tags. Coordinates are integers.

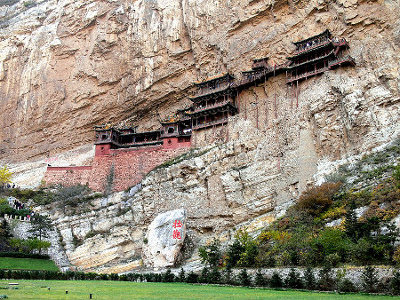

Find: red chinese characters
<box><xmin>172</xmin><ymin>219</ymin><xmax>183</xmax><ymax>240</ymax></box>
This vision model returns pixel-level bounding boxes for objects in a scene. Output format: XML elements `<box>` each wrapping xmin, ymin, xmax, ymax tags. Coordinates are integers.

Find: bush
<box><xmin>303</xmin><ymin>267</ymin><xmax>316</xmax><ymax>290</ymax></box>
<box><xmin>177</xmin><ymin>268</ymin><xmax>185</xmax><ymax>282</ymax></box>
<box><xmin>238</xmin><ymin>269</ymin><xmax>251</xmax><ymax>287</ymax></box>
<box><xmin>361</xmin><ymin>266</ymin><xmax>378</xmax><ymax>293</ymax></box>
<box><xmin>296</xmin><ymin>182</ymin><xmax>342</xmax><ymax>216</ymax></box>
<box><xmin>337</xmin><ymin>278</ymin><xmax>357</xmax><ymax>293</ymax></box>
<box><xmin>394</xmin><ymin>246</ymin><xmax>400</xmax><ymax>265</ymax></box>
<box><xmin>186</xmin><ymin>271</ymin><xmax>199</xmax><ymax>283</ymax></box>
<box><xmin>209</xmin><ymin>267</ymin><xmax>221</xmax><ymax>284</ymax></box>
<box><xmin>270</xmin><ymin>271</ymin><xmax>283</xmax><ymax>288</ymax></box>
<box><xmin>389</xmin><ymin>270</ymin><xmax>400</xmax><ymax>295</ymax></box>
<box><xmin>226</xmin><ymin>240</ymin><xmax>244</xmax><ymax>268</ymax></box>
<box><xmin>318</xmin><ymin>266</ymin><xmax>335</xmax><ymax>291</ymax></box>
<box><xmin>285</xmin><ymin>268</ymin><xmax>303</xmax><ymax>289</ymax></box>
<box><xmin>199</xmin><ymin>267</ymin><xmax>210</xmax><ymax>284</ymax></box>
<box><xmin>198</xmin><ymin>238</ymin><xmax>221</xmax><ymax>268</ymax></box>
<box><xmin>162</xmin><ymin>269</ymin><xmax>175</xmax><ymax>282</ymax></box>
<box><xmin>254</xmin><ymin>269</ymin><xmax>266</xmax><ymax>286</ymax></box>
<box><xmin>221</xmin><ymin>268</ymin><xmax>234</xmax><ymax>285</ymax></box>
<box><xmin>0</xmin><ymin>252</ymin><xmax>49</xmax><ymax>259</ymax></box>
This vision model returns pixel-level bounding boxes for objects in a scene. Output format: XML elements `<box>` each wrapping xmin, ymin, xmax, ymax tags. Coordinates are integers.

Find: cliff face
<box><xmin>1</xmin><ymin>0</ymin><xmax>399</xmax><ymax>163</ymax></box>
<box><xmin>1</xmin><ymin>0</ymin><xmax>400</xmax><ymax>272</ymax></box>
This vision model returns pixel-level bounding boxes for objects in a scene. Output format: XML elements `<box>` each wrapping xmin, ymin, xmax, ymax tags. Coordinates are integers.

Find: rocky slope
<box><xmin>1</xmin><ymin>0</ymin><xmax>400</xmax><ymax>272</ymax></box>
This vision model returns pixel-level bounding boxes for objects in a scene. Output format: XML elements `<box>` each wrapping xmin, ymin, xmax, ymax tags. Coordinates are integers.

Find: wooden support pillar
<box><xmin>256</xmin><ymin>101</ymin><xmax>259</xmax><ymax>130</ymax></box>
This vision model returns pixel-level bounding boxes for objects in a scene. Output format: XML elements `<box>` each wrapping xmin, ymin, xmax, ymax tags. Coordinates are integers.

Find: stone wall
<box><xmin>43</xmin><ymin>145</ymin><xmax>190</xmax><ymax>192</ymax></box>
<box><xmin>43</xmin><ymin>166</ymin><xmax>92</xmax><ymax>186</ymax></box>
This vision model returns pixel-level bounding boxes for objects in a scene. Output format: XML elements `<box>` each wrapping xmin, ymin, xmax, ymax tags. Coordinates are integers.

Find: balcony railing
<box><xmin>191</xmin><ymin>100</ymin><xmax>232</xmax><ymax>114</ymax></box>
<box><xmin>193</xmin><ymin>118</ymin><xmax>228</xmax><ymax>130</ymax></box>
<box><xmin>328</xmin><ymin>55</ymin><xmax>355</xmax><ymax>68</ymax></box>
<box><xmin>293</xmin><ymin>39</ymin><xmax>331</xmax><ymax>56</ymax></box>
<box><xmin>287</xmin><ymin>67</ymin><xmax>328</xmax><ymax>84</ymax></box>
<box><xmin>191</xmin><ymin>83</ymin><xmax>232</xmax><ymax>99</ymax></box>
<box><xmin>117</xmin><ymin>140</ymin><xmax>163</xmax><ymax>148</ymax></box>
<box><xmin>287</xmin><ymin>50</ymin><xmax>334</xmax><ymax>70</ymax></box>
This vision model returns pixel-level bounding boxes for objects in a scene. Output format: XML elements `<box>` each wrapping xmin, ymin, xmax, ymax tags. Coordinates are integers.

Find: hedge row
<box><xmin>0</xmin><ymin>252</ymin><xmax>50</xmax><ymax>260</ymax></box>
<box><xmin>0</xmin><ymin>267</ymin><xmax>399</xmax><ymax>295</ymax></box>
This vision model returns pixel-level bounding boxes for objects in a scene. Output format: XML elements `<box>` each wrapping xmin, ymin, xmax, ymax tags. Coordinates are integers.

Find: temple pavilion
<box><xmin>187</xmin><ymin>73</ymin><xmax>238</xmax><ymax>130</ymax></box>
<box><xmin>286</xmin><ymin>29</ymin><xmax>355</xmax><ymax>84</ymax></box>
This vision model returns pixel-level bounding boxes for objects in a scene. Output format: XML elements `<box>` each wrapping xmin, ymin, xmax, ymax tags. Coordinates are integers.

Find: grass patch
<box><xmin>0</xmin><ymin>257</ymin><xmax>58</xmax><ymax>271</ymax></box>
<box><xmin>0</xmin><ymin>280</ymin><xmax>398</xmax><ymax>299</ymax></box>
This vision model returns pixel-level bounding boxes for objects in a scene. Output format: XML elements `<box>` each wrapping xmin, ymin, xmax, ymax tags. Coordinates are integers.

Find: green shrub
<box><xmin>199</xmin><ymin>267</ymin><xmax>210</xmax><ymax>284</ymax></box>
<box><xmin>198</xmin><ymin>238</ymin><xmax>221</xmax><ymax>268</ymax></box>
<box><xmin>285</xmin><ymin>268</ymin><xmax>303</xmax><ymax>289</ymax></box>
<box><xmin>162</xmin><ymin>269</ymin><xmax>175</xmax><ymax>282</ymax></box>
<box><xmin>177</xmin><ymin>268</ymin><xmax>185</xmax><ymax>282</ymax></box>
<box><xmin>338</xmin><ymin>278</ymin><xmax>357</xmax><ymax>293</ymax></box>
<box><xmin>186</xmin><ymin>271</ymin><xmax>199</xmax><ymax>283</ymax></box>
<box><xmin>254</xmin><ymin>269</ymin><xmax>266</xmax><ymax>286</ymax></box>
<box><xmin>209</xmin><ymin>267</ymin><xmax>221</xmax><ymax>284</ymax></box>
<box><xmin>303</xmin><ymin>267</ymin><xmax>316</xmax><ymax>290</ymax></box>
<box><xmin>318</xmin><ymin>266</ymin><xmax>335</xmax><ymax>291</ymax></box>
<box><xmin>238</xmin><ymin>269</ymin><xmax>251</xmax><ymax>287</ymax></box>
<box><xmin>270</xmin><ymin>271</ymin><xmax>283</xmax><ymax>288</ymax></box>
<box><xmin>296</xmin><ymin>182</ymin><xmax>342</xmax><ymax>216</ymax></box>
<box><xmin>361</xmin><ymin>266</ymin><xmax>378</xmax><ymax>293</ymax></box>
<box><xmin>390</xmin><ymin>270</ymin><xmax>400</xmax><ymax>295</ymax></box>
<box><xmin>226</xmin><ymin>240</ymin><xmax>244</xmax><ymax>268</ymax></box>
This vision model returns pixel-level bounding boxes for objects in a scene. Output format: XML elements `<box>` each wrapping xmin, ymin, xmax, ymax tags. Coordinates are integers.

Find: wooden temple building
<box><xmin>45</xmin><ymin>29</ymin><xmax>357</xmax><ymax>192</ymax></box>
<box><xmin>94</xmin><ymin>30</ymin><xmax>355</xmax><ymax>153</ymax></box>
<box><xmin>286</xmin><ymin>29</ymin><xmax>355</xmax><ymax>84</ymax></box>
<box><xmin>187</xmin><ymin>73</ymin><xmax>238</xmax><ymax>130</ymax></box>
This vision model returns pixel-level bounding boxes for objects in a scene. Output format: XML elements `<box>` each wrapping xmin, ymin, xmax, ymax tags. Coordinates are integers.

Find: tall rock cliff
<box><xmin>1</xmin><ymin>0</ymin><xmax>400</xmax><ymax>272</ymax></box>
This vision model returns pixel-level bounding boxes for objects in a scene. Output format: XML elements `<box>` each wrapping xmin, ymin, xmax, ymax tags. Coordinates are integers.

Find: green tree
<box><xmin>0</xmin><ymin>165</ymin><xmax>12</xmax><ymax>189</ymax></box>
<box><xmin>254</xmin><ymin>269</ymin><xmax>266</xmax><ymax>286</ymax></box>
<box><xmin>361</xmin><ymin>266</ymin><xmax>378</xmax><ymax>293</ymax></box>
<box><xmin>198</xmin><ymin>238</ymin><xmax>221</xmax><ymax>267</ymax></box>
<box><xmin>28</xmin><ymin>215</ymin><xmax>52</xmax><ymax>254</ymax></box>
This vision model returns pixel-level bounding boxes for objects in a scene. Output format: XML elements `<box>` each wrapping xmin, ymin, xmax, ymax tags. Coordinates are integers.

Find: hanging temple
<box><xmin>44</xmin><ymin>30</ymin><xmax>356</xmax><ymax>192</ymax></box>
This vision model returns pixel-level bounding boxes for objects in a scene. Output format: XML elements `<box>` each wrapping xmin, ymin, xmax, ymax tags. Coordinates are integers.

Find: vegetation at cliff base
<box><xmin>201</xmin><ymin>140</ymin><xmax>400</xmax><ymax>269</ymax></box>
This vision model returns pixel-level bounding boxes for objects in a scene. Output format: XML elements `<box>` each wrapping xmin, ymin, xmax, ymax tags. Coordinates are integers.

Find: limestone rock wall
<box><xmin>1</xmin><ymin>0</ymin><xmax>399</xmax><ymax>164</ymax></box>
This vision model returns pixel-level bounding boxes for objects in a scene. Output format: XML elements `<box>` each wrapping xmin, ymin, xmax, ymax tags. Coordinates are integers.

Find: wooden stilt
<box><xmin>256</xmin><ymin>100</ymin><xmax>259</xmax><ymax>130</ymax></box>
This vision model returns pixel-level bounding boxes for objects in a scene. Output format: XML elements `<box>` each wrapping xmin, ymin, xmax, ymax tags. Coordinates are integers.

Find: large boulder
<box><xmin>143</xmin><ymin>209</ymin><xmax>186</xmax><ymax>268</ymax></box>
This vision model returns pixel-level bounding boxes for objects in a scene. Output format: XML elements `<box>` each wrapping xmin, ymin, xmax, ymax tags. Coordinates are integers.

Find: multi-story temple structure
<box><xmin>45</xmin><ymin>29</ymin><xmax>356</xmax><ymax>192</ymax></box>
<box><xmin>187</xmin><ymin>73</ymin><xmax>238</xmax><ymax>130</ymax></box>
<box><xmin>286</xmin><ymin>29</ymin><xmax>355</xmax><ymax>84</ymax></box>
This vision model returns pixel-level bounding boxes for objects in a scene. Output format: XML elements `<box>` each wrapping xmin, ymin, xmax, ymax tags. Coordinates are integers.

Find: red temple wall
<box><xmin>44</xmin><ymin>142</ymin><xmax>191</xmax><ymax>193</ymax></box>
<box><xmin>43</xmin><ymin>166</ymin><xmax>93</xmax><ymax>187</ymax></box>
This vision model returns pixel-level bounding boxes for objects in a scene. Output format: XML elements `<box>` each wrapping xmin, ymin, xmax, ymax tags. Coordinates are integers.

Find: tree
<box><xmin>198</xmin><ymin>238</ymin><xmax>222</xmax><ymax>267</ymax></box>
<box><xmin>254</xmin><ymin>269</ymin><xmax>266</xmax><ymax>286</ymax></box>
<box><xmin>178</xmin><ymin>268</ymin><xmax>185</xmax><ymax>282</ymax></box>
<box><xmin>361</xmin><ymin>266</ymin><xmax>378</xmax><ymax>293</ymax></box>
<box><xmin>303</xmin><ymin>267</ymin><xmax>316</xmax><ymax>290</ymax></box>
<box><xmin>28</xmin><ymin>215</ymin><xmax>52</xmax><ymax>254</ymax></box>
<box><xmin>0</xmin><ymin>165</ymin><xmax>12</xmax><ymax>189</ymax></box>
